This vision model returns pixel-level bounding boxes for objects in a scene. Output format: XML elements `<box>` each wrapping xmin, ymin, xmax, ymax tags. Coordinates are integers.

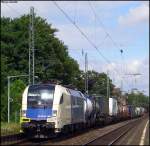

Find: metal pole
<box><xmin>84</xmin><ymin>52</ymin><xmax>87</xmax><ymax>93</ymax></box>
<box><xmin>29</xmin><ymin>12</ymin><xmax>31</xmax><ymax>85</ymax></box>
<box><xmin>30</xmin><ymin>7</ymin><xmax>35</xmax><ymax>85</ymax></box>
<box><xmin>31</xmin><ymin>7</ymin><xmax>35</xmax><ymax>85</ymax></box>
<box><xmin>7</xmin><ymin>77</ymin><xmax>10</xmax><ymax>123</ymax></box>
<box><xmin>134</xmin><ymin>77</ymin><xmax>136</xmax><ymax>89</ymax></box>
<box><xmin>86</xmin><ymin>53</ymin><xmax>88</xmax><ymax>94</ymax></box>
<box><xmin>84</xmin><ymin>52</ymin><xmax>88</xmax><ymax>94</ymax></box>
<box><xmin>107</xmin><ymin>70</ymin><xmax>109</xmax><ymax>98</ymax></box>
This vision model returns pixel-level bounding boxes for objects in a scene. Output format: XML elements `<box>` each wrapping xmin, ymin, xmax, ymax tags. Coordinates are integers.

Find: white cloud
<box><xmin>1</xmin><ymin>1</ymin><xmax>135</xmax><ymax>23</ymax></box>
<box><xmin>118</xmin><ymin>3</ymin><xmax>149</xmax><ymax>26</ymax></box>
<box><xmin>84</xmin><ymin>57</ymin><xmax>149</xmax><ymax>95</ymax></box>
<box><xmin>1</xmin><ymin>1</ymin><xmax>58</xmax><ymax>18</ymax></box>
<box><xmin>54</xmin><ymin>23</ymin><xmax>106</xmax><ymax>50</ymax></box>
<box><xmin>126</xmin><ymin>60</ymin><xmax>142</xmax><ymax>73</ymax></box>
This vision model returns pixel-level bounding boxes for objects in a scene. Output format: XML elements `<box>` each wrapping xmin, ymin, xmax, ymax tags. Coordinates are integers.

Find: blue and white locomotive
<box><xmin>20</xmin><ymin>83</ymin><xmax>95</xmax><ymax>137</ymax></box>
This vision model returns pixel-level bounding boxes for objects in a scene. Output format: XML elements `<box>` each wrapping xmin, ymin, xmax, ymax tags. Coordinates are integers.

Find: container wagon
<box><xmin>109</xmin><ymin>97</ymin><xmax>118</xmax><ymax>122</ymax></box>
<box><xmin>127</xmin><ymin>105</ymin><xmax>136</xmax><ymax>118</ymax></box>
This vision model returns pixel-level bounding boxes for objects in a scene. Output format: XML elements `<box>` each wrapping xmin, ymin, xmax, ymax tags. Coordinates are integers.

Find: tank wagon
<box><xmin>92</xmin><ymin>95</ymin><xmax>110</xmax><ymax>125</ymax></box>
<box><xmin>20</xmin><ymin>83</ymin><xmax>145</xmax><ymax>138</ymax></box>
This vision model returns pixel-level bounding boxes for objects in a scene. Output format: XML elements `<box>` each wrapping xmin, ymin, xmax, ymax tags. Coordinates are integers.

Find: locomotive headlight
<box><xmin>53</xmin><ymin>110</ymin><xmax>57</xmax><ymax>116</ymax></box>
<box><xmin>22</xmin><ymin>110</ymin><xmax>26</xmax><ymax>117</ymax></box>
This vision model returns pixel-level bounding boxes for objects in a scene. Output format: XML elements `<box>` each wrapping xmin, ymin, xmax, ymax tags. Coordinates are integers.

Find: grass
<box><xmin>1</xmin><ymin>122</ymin><xmax>21</xmax><ymax>136</ymax></box>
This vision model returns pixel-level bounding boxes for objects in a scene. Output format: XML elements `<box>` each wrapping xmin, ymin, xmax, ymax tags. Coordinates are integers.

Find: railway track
<box><xmin>1</xmin><ymin>116</ymin><xmax>144</xmax><ymax>145</ymax></box>
<box><xmin>83</xmin><ymin>117</ymin><xmax>143</xmax><ymax>145</ymax></box>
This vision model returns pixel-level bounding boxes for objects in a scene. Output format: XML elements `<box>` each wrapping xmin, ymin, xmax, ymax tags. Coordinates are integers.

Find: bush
<box><xmin>1</xmin><ymin>122</ymin><xmax>21</xmax><ymax>136</ymax></box>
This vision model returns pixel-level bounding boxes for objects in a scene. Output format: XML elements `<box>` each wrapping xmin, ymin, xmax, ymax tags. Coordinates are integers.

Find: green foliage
<box><xmin>10</xmin><ymin>80</ymin><xmax>26</xmax><ymax>122</ymax></box>
<box><xmin>87</xmin><ymin>70</ymin><xmax>115</xmax><ymax>96</ymax></box>
<box><xmin>1</xmin><ymin>90</ymin><xmax>8</xmax><ymax>122</ymax></box>
<box><xmin>1</xmin><ymin>122</ymin><xmax>21</xmax><ymax>136</ymax></box>
<box><xmin>127</xmin><ymin>92</ymin><xmax>149</xmax><ymax>109</ymax></box>
<box><xmin>1</xmin><ymin>15</ymin><xmax>80</xmax><ymax>122</ymax></box>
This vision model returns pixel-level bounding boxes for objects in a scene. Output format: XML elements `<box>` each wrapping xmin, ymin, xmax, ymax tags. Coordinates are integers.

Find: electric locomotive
<box><xmin>20</xmin><ymin>83</ymin><xmax>88</xmax><ymax>138</ymax></box>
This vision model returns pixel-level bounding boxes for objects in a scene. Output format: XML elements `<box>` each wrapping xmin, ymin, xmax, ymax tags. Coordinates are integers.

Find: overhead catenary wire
<box><xmin>53</xmin><ymin>1</ymin><xmax>130</xmax><ymax>88</ymax></box>
<box><xmin>87</xmin><ymin>1</ymin><xmax>122</xmax><ymax>62</ymax></box>
<box><xmin>87</xmin><ymin>1</ymin><xmax>123</xmax><ymax>53</ymax></box>
<box><xmin>53</xmin><ymin>1</ymin><xmax>126</xmax><ymax>83</ymax></box>
<box><xmin>73</xmin><ymin>1</ymin><xmax>78</xmax><ymax>24</ymax></box>
<box><xmin>53</xmin><ymin>1</ymin><xmax>111</xmax><ymax>64</ymax></box>
<box><xmin>88</xmin><ymin>1</ymin><xmax>130</xmax><ymax>87</ymax></box>
<box><xmin>88</xmin><ymin>1</ymin><xmax>128</xmax><ymax>74</ymax></box>
<box><xmin>97</xmin><ymin>34</ymin><xmax>109</xmax><ymax>48</ymax></box>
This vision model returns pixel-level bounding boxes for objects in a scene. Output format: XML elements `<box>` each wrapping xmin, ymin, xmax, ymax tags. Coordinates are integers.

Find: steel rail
<box><xmin>83</xmin><ymin>117</ymin><xmax>142</xmax><ymax>146</ymax></box>
<box><xmin>108</xmin><ymin>122</ymin><xmax>137</xmax><ymax>146</ymax></box>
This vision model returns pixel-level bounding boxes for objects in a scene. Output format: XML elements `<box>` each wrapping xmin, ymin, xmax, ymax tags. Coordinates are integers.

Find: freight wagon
<box><xmin>109</xmin><ymin>97</ymin><xmax>118</xmax><ymax>122</ymax></box>
<box><xmin>93</xmin><ymin>95</ymin><xmax>110</xmax><ymax>125</ymax></box>
<box><xmin>135</xmin><ymin>107</ymin><xmax>141</xmax><ymax>117</ymax></box>
<box><xmin>127</xmin><ymin>105</ymin><xmax>136</xmax><ymax>118</ymax></box>
<box><xmin>121</xmin><ymin>105</ymin><xmax>128</xmax><ymax>120</ymax></box>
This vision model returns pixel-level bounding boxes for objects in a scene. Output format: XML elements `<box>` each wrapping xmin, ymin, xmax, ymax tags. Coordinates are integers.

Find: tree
<box><xmin>127</xmin><ymin>92</ymin><xmax>149</xmax><ymax>110</ymax></box>
<box><xmin>1</xmin><ymin>15</ymin><xmax>80</xmax><ymax>122</ymax></box>
<box><xmin>86</xmin><ymin>70</ymin><xmax>115</xmax><ymax>97</ymax></box>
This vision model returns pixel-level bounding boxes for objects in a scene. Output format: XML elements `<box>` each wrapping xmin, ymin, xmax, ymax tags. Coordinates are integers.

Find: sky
<box><xmin>1</xmin><ymin>1</ymin><xmax>149</xmax><ymax>95</ymax></box>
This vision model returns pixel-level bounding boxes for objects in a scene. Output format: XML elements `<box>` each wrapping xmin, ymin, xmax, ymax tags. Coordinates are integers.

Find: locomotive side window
<box><xmin>60</xmin><ymin>94</ymin><xmax>64</xmax><ymax>104</ymax></box>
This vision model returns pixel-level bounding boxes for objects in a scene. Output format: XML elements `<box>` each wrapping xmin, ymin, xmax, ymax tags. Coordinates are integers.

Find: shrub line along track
<box><xmin>83</xmin><ymin>117</ymin><xmax>143</xmax><ymax>145</ymax></box>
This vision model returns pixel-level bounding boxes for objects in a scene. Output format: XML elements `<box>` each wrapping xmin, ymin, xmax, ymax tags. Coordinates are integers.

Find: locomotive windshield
<box><xmin>27</xmin><ymin>84</ymin><xmax>55</xmax><ymax>108</ymax></box>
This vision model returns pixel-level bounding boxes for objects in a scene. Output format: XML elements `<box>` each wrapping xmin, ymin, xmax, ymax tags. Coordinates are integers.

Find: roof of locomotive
<box><xmin>28</xmin><ymin>83</ymin><xmax>81</xmax><ymax>93</ymax></box>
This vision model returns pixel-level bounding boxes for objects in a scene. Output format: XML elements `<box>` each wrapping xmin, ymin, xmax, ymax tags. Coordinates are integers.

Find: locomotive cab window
<box><xmin>27</xmin><ymin>85</ymin><xmax>55</xmax><ymax>108</ymax></box>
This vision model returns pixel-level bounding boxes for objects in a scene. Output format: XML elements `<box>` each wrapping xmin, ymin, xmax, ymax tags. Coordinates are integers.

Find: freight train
<box><xmin>20</xmin><ymin>83</ymin><xmax>145</xmax><ymax>138</ymax></box>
